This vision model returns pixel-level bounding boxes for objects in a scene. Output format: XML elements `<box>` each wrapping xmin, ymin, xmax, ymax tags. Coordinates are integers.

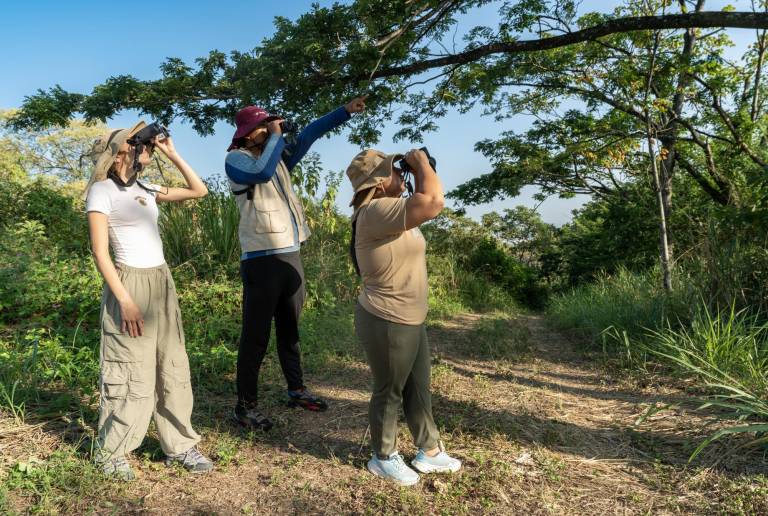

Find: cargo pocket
<box><xmin>101</xmin><ymin>363</ymin><xmax>129</xmax><ymax>400</ymax></box>
<box><xmin>101</xmin><ymin>302</ymin><xmax>147</xmax><ymax>363</ymax></box>
<box><xmin>172</xmin><ymin>353</ymin><xmax>192</xmax><ymax>384</ymax></box>
<box><xmin>127</xmin><ymin>365</ymin><xmax>154</xmax><ymax>400</ymax></box>
<box><xmin>160</xmin><ymin>350</ymin><xmax>192</xmax><ymax>393</ymax></box>
<box><xmin>101</xmin><ymin>326</ymin><xmax>146</xmax><ymax>363</ymax></box>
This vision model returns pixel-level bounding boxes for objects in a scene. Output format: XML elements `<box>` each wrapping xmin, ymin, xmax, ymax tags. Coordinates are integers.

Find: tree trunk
<box><xmin>648</xmin><ymin>131</ymin><xmax>673</xmax><ymax>292</ymax></box>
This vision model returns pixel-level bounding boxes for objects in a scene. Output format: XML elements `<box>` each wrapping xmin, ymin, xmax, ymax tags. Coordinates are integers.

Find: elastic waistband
<box><xmin>115</xmin><ymin>262</ymin><xmax>169</xmax><ymax>275</ymax></box>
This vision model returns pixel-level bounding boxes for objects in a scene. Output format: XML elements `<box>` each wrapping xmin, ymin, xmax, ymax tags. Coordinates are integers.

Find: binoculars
<box><xmin>398</xmin><ymin>147</ymin><xmax>437</xmax><ymax>174</ymax></box>
<box><xmin>127</xmin><ymin>122</ymin><xmax>170</xmax><ymax>171</ymax></box>
<box><xmin>398</xmin><ymin>147</ymin><xmax>437</xmax><ymax>197</ymax></box>
<box><xmin>127</xmin><ymin>122</ymin><xmax>170</xmax><ymax>147</ymax></box>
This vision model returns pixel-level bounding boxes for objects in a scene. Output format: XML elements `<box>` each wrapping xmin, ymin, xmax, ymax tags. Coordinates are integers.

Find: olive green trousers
<box><xmin>354</xmin><ymin>302</ymin><xmax>440</xmax><ymax>458</ymax></box>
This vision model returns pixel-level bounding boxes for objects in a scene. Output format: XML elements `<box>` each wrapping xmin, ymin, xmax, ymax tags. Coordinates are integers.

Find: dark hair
<box><xmin>349</xmin><ymin>219</ymin><xmax>361</xmax><ymax>276</ymax></box>
<box><xmin>231</xmin><ymin>137</ymin><xmax>247</xmax><ymax>149</ymax></box>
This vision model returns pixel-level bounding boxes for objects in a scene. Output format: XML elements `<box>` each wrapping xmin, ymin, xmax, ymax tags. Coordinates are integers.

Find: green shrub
<box><xmin>0</xmin><ymin>177</ymin><xmax>89</xmax><ymax>254</ymax></box>
<box><xmin>547</xmin><ymin>266</ymin><xmax>696</xmax><ymax>347</ymax></box>
<box><xmin>0</xmin><ymin>219</ymin><xmax>101</xmax><ymax>325</ymax></box>
<box><xmin>159</xmin><ymin>178</ymin><xmax>241</xmax><ymax>277</ymax></box>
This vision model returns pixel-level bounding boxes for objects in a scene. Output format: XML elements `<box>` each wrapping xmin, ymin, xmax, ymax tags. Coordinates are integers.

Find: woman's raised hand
<box><xmin>404</xmin><ymin>148</ymin><xmax>430</xmax><ymax>171</ymax></box>
<box><xmin>153</xmin><ymin>135</ymin><xmax>178</xmax><ymax>157</ymax></box>
<box><xmin>267</xmin><ymin>119</ymin><xmax>284</xmax><ymax>135</ymax></box>
<box><xmin>345</xmin><ymin>95</ymin><xmax>368</xmax><ymax>114</ymax></box>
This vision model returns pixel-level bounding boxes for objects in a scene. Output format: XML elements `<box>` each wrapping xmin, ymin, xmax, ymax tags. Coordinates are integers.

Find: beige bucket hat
<box><xmin>346</xmin><ymin>149</ymin><xmax>403</xmax><ymax>209</ymax></box>
<box><xmin>81</xmin><ymin>121</ymin><xmax>146</xmax><ymax>198</ymax></box>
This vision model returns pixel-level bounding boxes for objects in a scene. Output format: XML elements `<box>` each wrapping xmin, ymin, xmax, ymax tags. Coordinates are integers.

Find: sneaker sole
<box><xmin>367</xmin><ymin>460</ymin><xmax>420</xmax><ymax>486</ymax></box>
<box><xmin>287</xmin><ymin>399</ymin><xmax>328</xmax><ymax>412</ymax></box>
<box><xmin>411</xmin><ymin>459</ymin><xmax>462</xmax><ymax>474</ymax></box>
<box><xmin>104</xmin><ymin>471</ymin><xmax>136</xmax><ymax>481</ymax></box>
<box><xmin>230</xmin><ymin>413</ymin><xmax>273</xmax><ymax>431</ymax></box>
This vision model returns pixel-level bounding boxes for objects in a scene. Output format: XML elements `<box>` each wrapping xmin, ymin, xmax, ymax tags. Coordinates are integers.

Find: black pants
<box><xmin>237</xmin><ymin>251</ymin><xmax>305</xmax><ymax>407</ymax></box>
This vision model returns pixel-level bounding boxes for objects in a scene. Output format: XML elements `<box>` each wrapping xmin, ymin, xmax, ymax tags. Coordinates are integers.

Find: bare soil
<box><xmin>3</xmin><ymin>313</ymin><xmax>767</xmax><ymax>514</ymax></box>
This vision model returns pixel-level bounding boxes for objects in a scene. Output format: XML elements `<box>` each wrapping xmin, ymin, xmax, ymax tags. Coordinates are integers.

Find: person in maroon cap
<box><xmin>225</xmin><ymin>96</ymin><xmax>366</xmax><ymax>430</ymax></box>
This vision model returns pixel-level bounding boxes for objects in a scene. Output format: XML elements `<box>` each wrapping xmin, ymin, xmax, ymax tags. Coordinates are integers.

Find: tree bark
<box><xmin>648</xmin><ymin>131</ymin><xmax>674</xmax><ymax>292</ymax></box>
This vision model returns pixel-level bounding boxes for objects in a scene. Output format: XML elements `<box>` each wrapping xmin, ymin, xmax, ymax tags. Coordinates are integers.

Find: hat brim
<box><xmin>348</xmin><ymin>153</ymin><xmax>403</xmax><ymax>207</ymax></box>
<box><xmin>229</xmin><ymin>115</ymin><xmax>282</xmax><ymax>150</ymax></box>
<box><xmin>82</xmin><ymin>121</ymin><xmax>146</xmax><ymax>199</ymax></box>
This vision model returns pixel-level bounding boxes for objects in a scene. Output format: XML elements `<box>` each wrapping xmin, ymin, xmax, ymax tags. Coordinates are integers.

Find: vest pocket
<box><xmin>250</xmin><ymin>185</ymin><xmax>288</xmax><ymax>234</ymax></box>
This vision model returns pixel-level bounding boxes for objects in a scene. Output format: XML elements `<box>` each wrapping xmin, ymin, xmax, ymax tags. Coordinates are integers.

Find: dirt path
<box><xmin>5</xmin><ymin>313</ymin><xmax>767</xmax><ymax>514</ymax></box>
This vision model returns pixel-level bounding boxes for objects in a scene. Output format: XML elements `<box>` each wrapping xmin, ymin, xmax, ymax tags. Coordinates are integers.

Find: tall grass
<box><xmin>549</xmin><ymin>266</ymin><xmax>768</xmax><ymax>456</ymax></box>
<box><xmin>548</xmin><ymin>266</ymin><xmax>694</xmax><ymax>345</ymax></box>
<box><xmin>159</xmin><ymin>178</ymin><xmax>241</xmax><ymax>276</ymax></box>
<box><xmin>641</xmin><ymin>303</ymin><xmax>768</xmax><ymax>457</ymax></box>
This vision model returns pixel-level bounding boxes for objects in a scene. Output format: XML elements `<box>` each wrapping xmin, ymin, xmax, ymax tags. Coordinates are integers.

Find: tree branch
<box><xmin>367</xmin><ymin>11</ymin><xmax>768</xmax><ymax>80</ymax></box>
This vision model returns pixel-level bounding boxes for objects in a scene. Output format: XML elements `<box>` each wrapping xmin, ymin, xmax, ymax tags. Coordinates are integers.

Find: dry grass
<box><xmin>2</xmin><ymin>313</ymin><xmax>767</xmax><ymax>515</ymax></box>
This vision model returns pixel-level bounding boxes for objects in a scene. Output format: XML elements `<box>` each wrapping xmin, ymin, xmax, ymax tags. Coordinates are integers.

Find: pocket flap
<box><xmin>102</xmin><ymin>313</ymin><xmax>123</xmax><ymax>335</ymax></box>
<box><xmin>101</xmin><ymin>361</ymin><xmax>128</xmax><ymax>383</ymax></box>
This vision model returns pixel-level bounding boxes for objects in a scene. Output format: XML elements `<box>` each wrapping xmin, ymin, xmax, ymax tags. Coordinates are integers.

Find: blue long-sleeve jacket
<box><xmin>225</xmin><ymin>105</ymin><xmax>351</xmax><ymax>260</ymax></box>
<box><xmin>225</xmin><ymin>106</ymin><xmax>351</xmax><ymax>185</ymax></box>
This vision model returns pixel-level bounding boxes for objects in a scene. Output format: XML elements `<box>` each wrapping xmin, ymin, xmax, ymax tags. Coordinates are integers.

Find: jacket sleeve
<box><xmin>225</xmin><ymin>134</ymin><xmax>286</xmax><ymax>184</ymax></box>
<box><xmin>283</xmin><ymin>106</ymin><xmax>351</xmax><ymax>171</ymax></box>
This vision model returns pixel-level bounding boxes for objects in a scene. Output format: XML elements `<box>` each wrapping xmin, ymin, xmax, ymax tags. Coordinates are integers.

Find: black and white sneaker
<box><xmin>232</xmin><ymin>405</ymin><xmax>274</xmax><ymax>431</ymax></box>
<box><xmin>287</xmin><ymin>388</ymin><xmax>328</xmax><ymax>412</ymax></box>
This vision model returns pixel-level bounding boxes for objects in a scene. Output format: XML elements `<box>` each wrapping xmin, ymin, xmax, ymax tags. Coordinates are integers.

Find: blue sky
<box><xmin>0</xmin><ymin>0</ymin><xmax>756</xmax><ymax>225</ymax></box>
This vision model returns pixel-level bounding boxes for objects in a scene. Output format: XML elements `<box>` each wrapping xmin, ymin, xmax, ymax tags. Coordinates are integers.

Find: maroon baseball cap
<box><xmin>228</xmin><ymin>106</ymin><xmax>281</xmax><ymax>151</ymax></box>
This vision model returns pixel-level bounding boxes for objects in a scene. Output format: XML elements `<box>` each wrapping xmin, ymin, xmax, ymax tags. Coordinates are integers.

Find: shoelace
<box><xmin>111</xmin><ymin>456</ymin><xmax>129</xmax><ymax>470</ymax></box>
<box><xmin>389</xmin><ymin>453</ymin><xmax>409</xmax><ymax>472</ymax></box>
<box><xmin>181</xmin><ymin>447</ymin><xmax>205</xmax><ymax>465</ymax></box>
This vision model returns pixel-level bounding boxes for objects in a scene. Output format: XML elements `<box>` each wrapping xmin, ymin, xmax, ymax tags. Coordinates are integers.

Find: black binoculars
<box><xmin>127</xmin><ymin>122</ymin><xmax>170</xmax><ymax>147</ymax></box>
<box><xmin>279</xmin><ymin>120</ymin><xmax>297</xmax><ymax>134</ymax></box>
<box><xmin>398</xmin><ymin>147</ymin><xmax>437</xmax><ymax>197</ymax></box>
<box><xmin>398</xmin><ymin>147</ymin><xmax>437</xmax><ymax>174</ymax></box>
<box><xmin>127</xmin><ymin>122</ymin><xmax>170</xmax><ymax>171</ymax></box>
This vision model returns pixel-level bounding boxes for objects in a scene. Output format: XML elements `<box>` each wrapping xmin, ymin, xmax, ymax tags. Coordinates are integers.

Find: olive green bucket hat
<box><xmin>81</xmin><ymin>121</ymin><xmax>146</xmax><ymax>199</ymax></box>
<box><xmin>346</xmin><ymin>149</ymin><xmax>403</xmax><ymax>209</ymax></box>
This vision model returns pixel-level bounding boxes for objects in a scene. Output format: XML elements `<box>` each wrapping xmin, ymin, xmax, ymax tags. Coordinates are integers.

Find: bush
<box><xmin>548</xmin><ymin>266</ymin><xmax>695</xmax><ymax>346</ymax></box>
<box><xmin>0</xmin><ymin>219</ymin><xmax>101</xmax><ymax>326</ymax></box>
<box><xmin>468</xmin><ymin>237</ymin><xmax>544</xmax><ymax>307</ymax></box>
<box><xmin>423</xmin><ymin>211</ymin><xmax>545</xmax><ymax>309</ymax></box>
<box><xmin>0</xmin><ymin>177</ymin><xmax>90</xmax><ymax>254</ymax></box>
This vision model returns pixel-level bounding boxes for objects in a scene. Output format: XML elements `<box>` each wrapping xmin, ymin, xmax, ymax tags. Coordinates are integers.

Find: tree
<box><xmin>0</xmin><ymin>110</ymin><xmax>181</xmax><ymax>190</ymax></box>
<box><xmin>0</xmin><ymin>110</ymin><xmax>107</xmax><ymax>184</ymax></box>
<box><xmin>10</xmin><ymin>1</ymin><xmax>768</xmax><ymax>141</ymax></box>
<box><xmin>11</xmin><ymin>0</ymin><xmax>768</xmax><ymax>290</ymax></box>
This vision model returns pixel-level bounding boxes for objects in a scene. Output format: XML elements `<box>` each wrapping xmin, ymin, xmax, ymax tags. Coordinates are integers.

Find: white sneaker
<box><xmin>411</xmin><ymin>443</ymin><xmax>462</xmax><ymax>473</ymax></box>
<box><xmin>367</xmin><ymin>452</ymin><xmax>420</xmax><ymax>486</ymax></box>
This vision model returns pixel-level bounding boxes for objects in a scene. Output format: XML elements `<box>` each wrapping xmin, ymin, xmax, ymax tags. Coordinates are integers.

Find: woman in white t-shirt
<box><xmin>84</xmin><ymin>121</ymin><xmax>211</xmax><ymax>480</ymax></box>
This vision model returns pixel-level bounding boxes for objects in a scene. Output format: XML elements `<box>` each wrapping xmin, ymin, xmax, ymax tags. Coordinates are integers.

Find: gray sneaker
<box><xmin>95</xmin><ymin>453</ymin><xmax>136</xmax><ymax>481</ymax></box>
<box><xmin>165</xmin><ymin>447</ymin><xmax>214</xmax><ymax>474</ymax></box>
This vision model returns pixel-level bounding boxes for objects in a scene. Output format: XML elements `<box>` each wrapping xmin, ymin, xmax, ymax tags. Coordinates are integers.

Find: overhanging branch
<box><xmin>367</xmin><ymin>12</ymin><xmax>768</xmax><ymax>80</ymax></box>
